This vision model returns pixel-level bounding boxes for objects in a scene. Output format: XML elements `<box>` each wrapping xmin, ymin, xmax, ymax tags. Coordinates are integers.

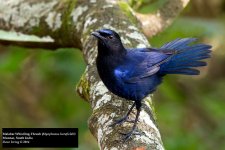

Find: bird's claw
<box><xmin>126</xmin><ymin>118</ymin><xmax>139</xmax><ymax>123</ymax></box>
<box><xmin>119</xmin><ymin>129</ymin><xmax>142</xmax><ymax>141</ymax></box>
<box><xmin>110</xmin><ymin>116</ymin><xmax>137</xmax><ymax>127</ymax></box>
<box><xmin>109</xmin><ymin>116</ymin><xmax>128</xmax><ymax>127</ymax></box>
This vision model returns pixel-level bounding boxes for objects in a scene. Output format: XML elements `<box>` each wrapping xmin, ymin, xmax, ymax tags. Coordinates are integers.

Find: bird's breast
<box><xmin>96</xmin><ymin>55</ymin><xmax>125</xmax><ymax>91</ymax></box>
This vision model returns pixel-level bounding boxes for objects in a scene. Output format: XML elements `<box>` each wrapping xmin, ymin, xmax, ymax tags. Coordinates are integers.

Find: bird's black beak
<box><xmin>91</xmin><ymin>31</ymin><xmax>104</xmax><ymax>41</ymax></box>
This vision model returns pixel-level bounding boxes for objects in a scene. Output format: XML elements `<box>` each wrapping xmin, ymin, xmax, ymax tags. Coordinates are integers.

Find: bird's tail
<box><xmin>159</xmin><ymin>38</ymin><xmax>212</xmax><ymax>75</ymax></box>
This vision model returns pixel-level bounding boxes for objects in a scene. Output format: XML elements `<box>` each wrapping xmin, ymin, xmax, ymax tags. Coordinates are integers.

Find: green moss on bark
<box><xmin>118</xmin><ymin>1</ymin><xmax>139</xmax><ymax>25</ymax></box>
<box><xmin>76</xmin><ymin>73</ymin><xmax>90</xmax><ymax>102</ymax></box>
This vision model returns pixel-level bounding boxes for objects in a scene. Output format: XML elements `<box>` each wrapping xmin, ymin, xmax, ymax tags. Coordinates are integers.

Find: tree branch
<box><xmin>76</xmin><ymin>1</ymin><xmax>163</xmax><ymax>149</ymax></box>
<box><xmin>135</xmin><ymin>0</ymin><xmax>190</xmax><ymax>37</ymax></box>
<box><xmin>0</xmin><ymin>0</ymin><xmax>81</xmax><ymax>49</ymax></box>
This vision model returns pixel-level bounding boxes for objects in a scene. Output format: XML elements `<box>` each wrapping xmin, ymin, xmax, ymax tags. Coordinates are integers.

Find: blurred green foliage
<box><xmin>1</xmin><ymin>0</ymin><xmax>225</xmax><ymax>150</ymax></box>
<box><xmin>0</xmin><ymin>48</ymin><xmax>98</xmax><ymax>149</ymax></box>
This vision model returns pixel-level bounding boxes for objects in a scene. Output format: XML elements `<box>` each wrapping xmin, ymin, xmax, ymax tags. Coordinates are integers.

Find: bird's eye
<box><xmin>108</xmin><ymin>35</ymin><xmax>113</xmax><ymax>39</ymax></box>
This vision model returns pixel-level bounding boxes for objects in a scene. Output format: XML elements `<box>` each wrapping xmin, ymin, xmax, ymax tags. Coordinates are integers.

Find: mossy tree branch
<box><xmin>0</xmin><ymin>0</ymin><xmax>189</xmax><ymax>149</ymax></box>
<box><xmin>0</xmin><ymin>0</ymin><xmax>81</xmax><ymax>49</ymax></box>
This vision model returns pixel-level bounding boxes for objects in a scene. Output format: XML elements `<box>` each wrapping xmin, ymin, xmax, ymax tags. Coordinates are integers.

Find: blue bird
<box><xmin>91</xmin><ymin>29</ymin><xmax>212</xmax><ymax>140</ymax></box>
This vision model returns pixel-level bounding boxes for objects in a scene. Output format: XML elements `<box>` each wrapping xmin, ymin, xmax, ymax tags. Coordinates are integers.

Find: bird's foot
<box><xmin>126</xmin><ymin>118</ymin><xmax>139</xmax><ymax>123</ymax></box>
<box><xmin>110</xmin><ymin>116</ymin><xmax>137</xmax><ymax>127</ymax></box>
<box><xmin>110</xmin><ymin>116</ymin><xmax>128</xmax><ymax>127</ymax></box>
<box><xmin>119</xmin><ymin>129</ymin><xmax>142</xmax><ymax>141</ymax></box>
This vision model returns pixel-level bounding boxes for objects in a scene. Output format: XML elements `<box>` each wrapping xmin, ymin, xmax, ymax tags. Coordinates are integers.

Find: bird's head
<box><xmin>91</xmin><ymin>29</ymin><xmax>125</xmax><ymax>55</ymax></box>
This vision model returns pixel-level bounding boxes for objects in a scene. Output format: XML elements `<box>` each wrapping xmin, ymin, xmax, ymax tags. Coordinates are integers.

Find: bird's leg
<box><xmin>110</xmin><ymin>102</ymin><xmax>136</xmax><ymax>127</ymax></box>
<box><xmin>120</xmin><ymin>102</ymin><xmax>141</xmax><ymax>141</ymax></box>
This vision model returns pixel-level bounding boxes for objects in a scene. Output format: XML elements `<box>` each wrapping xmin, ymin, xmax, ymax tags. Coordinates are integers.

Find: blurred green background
<box><xmin>0</xmin><ymin>0</ymin><xmax>225</xmax><ymax>149</ymax></box>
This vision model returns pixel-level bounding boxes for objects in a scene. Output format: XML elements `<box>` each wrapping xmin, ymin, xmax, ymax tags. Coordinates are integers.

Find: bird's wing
<box><xmin>115</xmin><ymin>48</ymin><xmax>177</xmax><ymax>83</ymax></box>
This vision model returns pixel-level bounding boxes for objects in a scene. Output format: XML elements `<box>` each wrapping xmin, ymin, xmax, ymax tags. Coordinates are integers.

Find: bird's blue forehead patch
<box><xmin>99</xmin><ymin>29</ymin><xmax>114</xmax><ymax>35</ymax></box>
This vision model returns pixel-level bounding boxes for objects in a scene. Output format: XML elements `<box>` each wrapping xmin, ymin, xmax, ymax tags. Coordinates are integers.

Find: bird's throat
<box><xmin>97</xmin><ymin>41</ymin><xmax>126</xmax><ymax>57</ymax></box>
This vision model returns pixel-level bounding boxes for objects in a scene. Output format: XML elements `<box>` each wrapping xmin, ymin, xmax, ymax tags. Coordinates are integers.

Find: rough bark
<box><xmin>0</xmin><ymin>0</ymin><xmax>189</xmax><ymax>149</ymax></box>
<box><xmin>0</xmin><ymin>0</ymin><xmax>81</xmax><ymax>49</ymax></box>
